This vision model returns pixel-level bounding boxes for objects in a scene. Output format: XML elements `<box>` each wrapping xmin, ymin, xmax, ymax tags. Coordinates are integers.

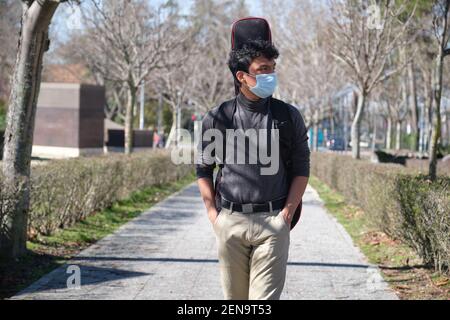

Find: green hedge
<box><xmin>1</xmin><ymin>150</ymin><xmax>193</xmax><ymax>238</ymax></box>
<box><xmin>311</xmin><ymin>152</ymin><xmax>450</xmax><ymax>273</ymax></box>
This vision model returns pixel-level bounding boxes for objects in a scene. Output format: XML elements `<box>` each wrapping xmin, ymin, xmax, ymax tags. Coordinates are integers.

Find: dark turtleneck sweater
<box><xmin>196</xmin><ymin>91</ymin><xmax>310</xmax><ymax>204</ymax></box>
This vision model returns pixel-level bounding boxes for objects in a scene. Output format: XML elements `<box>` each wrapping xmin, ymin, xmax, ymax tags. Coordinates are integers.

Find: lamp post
<box><xmin>139</xmin><ymin>81</ymin><xmax>145</xmax><ymax>130</ymax></box>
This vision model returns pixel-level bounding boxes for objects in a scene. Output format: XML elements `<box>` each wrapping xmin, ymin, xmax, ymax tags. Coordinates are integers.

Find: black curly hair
<box><xmin>228</xmin><ymin>39</ymin><xmax>279</xmax><ymax>94</ymax></box>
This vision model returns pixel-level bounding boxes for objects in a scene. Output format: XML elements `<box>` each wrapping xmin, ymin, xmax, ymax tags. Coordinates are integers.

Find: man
<box><xmin>196</xmin><ymin>24</ymin><xmax>310</xmax><ymax>300</ymax></box>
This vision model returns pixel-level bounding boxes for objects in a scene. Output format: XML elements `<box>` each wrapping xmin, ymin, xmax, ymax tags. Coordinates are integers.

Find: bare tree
<box><xmin>1</xmin><ymin>0</ymin><xmax>74</xmax><ymax>259</ymax></box>
<box><xmin>400</xmin><ymin>3</ymin><xmax>429</xmax><ymax>152</ymax></box>
<box><xmin>329</xmin><ymin>0</ymin><xmax>415</xmax><ymax>159</ymax></box>
<box><xmin>407</xmin><ymin>59</ymin><xmax>420</xmax><ymax>151</ymax></box>
<box><xmin>187</xmin><ymin>0</ymin><xmax>245</xmax><ymax>113</ymax></box>
<box><xmin>376</xmin><ymin>74</ymin><xmax>409</xmax><ymax>150</ymax></box>
<box><xmin>0</xmin><ymin>1</ymin><xmax>21</xmax><ymax>103</ymax></box>
<box><xmin>416</xmin><ymin>39</ymin><xmax>435</xmax><ymax>154</ymax></box>
<box><xmin>154</xmin><ymin>37</ymin><xmax>198</xmax><ymax>148</ymax></box>
<box><xmin>428</xmin><ymin>0</ymin><xmax>450</xmax><ymax>180</ymax></box>
<box><xmin>261</xmin><ymin>0</ymin><xmax>349</xmax><ymax>152</ymax></box>
<box><xmin>78</xmin><ymin>0</ymin><xmax>185</xmax><ymax>154</ymax></box>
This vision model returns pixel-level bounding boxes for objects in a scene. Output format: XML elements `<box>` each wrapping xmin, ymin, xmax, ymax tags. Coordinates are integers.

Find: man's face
<box><xmin>237</xmin><ymin>56</ymin><xmax>277</xmax><ymax>88</ymax></box>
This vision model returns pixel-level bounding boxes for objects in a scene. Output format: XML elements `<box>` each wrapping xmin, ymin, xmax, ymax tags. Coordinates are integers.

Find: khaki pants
<box><xmin>213</xmin><ymin>207</ymin><xmax>290</xmax><ymax>300</ymax></box>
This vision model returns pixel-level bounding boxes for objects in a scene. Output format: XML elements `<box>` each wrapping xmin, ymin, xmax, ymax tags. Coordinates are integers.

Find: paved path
<box><xmin>11</xmin><ymin>183</ymin><xmax>397</xmax><ymax>300</ymax></box>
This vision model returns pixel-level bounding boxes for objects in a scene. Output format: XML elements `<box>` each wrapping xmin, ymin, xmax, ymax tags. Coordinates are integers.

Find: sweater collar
<box><xmin>237</xmin><ymin>91</ymin><xmax>269</xmax><ymax>113</ymax></box>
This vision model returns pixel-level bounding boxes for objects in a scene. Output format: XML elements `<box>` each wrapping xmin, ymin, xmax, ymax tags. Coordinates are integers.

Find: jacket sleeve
<box><xmin>288</xmin><ymin>105</ymin><xmax>310</xmax><ymax>178</ymax></box>
<box><xmin>195</xmin><ymin>111</ymin><xmax>216</xmax><ymax>180</ymax></box>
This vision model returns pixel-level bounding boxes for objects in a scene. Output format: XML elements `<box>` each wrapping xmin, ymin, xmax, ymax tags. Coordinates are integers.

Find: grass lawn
<box><xmin>309</xmin><ymin>175</ymin><xmax>450</xmax><ymax>300</ymax></box>
<box><xmin>0</xmin><ymin>171</ymin><xmax>197</xmax><ymax>299</ymax></box>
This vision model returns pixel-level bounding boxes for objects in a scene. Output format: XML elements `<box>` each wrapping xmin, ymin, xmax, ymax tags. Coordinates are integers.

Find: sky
<box><xmin>52</xmin><ymin>0</ymin><xmax>263</xmax><ymax>43</ymax></box>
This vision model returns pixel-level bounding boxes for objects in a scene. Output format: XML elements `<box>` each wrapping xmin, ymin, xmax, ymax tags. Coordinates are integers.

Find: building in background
<box><xmin>32</xmin><ymin>82</ymin><xmax>105</xmax><ymax>158</ymax></box>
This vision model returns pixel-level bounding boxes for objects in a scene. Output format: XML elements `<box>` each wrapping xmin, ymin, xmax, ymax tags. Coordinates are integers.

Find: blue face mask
<box><xmin>246</xmin><ymin>72</ymin><xmax>278</xmax><ymax>98</ymax></box>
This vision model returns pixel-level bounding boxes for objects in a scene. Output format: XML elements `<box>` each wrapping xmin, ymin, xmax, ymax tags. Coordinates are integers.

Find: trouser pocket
<box><xmin>276</xmin><ymin>210</ymin><xmax>290</xmax><ymax>231</ymax></box>
<box><xmin>213</xmin><ymin>208</ymin><xmax>230</xmax><ymax>231</ymax></box>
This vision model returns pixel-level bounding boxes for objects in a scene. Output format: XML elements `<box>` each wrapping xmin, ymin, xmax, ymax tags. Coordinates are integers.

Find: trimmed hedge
<box><xmin>311</xmin><ymin>152</ymin><xmax>450</xmax><ymax>273</ymax></box>
<box><xmin>1</xmin><ymin>150</ymin><xmax>193</xmax><ymax>238</ymax></box>
<box><xmin>405</xmin><ymin>158</ymin><xmax>450</xmax><ymax>176</ymax></box>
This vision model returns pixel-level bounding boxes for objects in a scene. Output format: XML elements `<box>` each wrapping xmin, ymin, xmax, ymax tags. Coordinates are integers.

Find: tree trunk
<box><xmin>395</xmin><ymin>120</ymin><xmax>401</xmax><ymax>151</ymax></box>
<box><xmin>372</xmin><ymin>115</ymin><xmax>377</xmax><ymax>152</ymax></box>
<box><xmin>1</xmin><ymin>1</ymin><xmax>60</xmax><ymax>259</ymax></box>
<box><xmin>422</xmin><ymin>70</ymin><xmax>433</xmax><ymax>153</ymax></box>
<box><xmin>386</xmin><ymin>117</ymin><xmax>392</xmax><ymax>150</ymax></box>
<box><xmin>445</xmin><ymin>113</ymin><xmax>449</xmax><ymax>146</ymax></box>
<box><xmin>157</xmin><ymin>92</ymin><xmax>163</xmax><ymax>135</ymax></box>
<box><xmin>351</xmin><ymin>91</ymin><xmax>365</xmax><ymax>159</ymax></box>
<box><xmin>408</xmin><ymin>62</ymin><xmax>419</xmax><ymax>151</ymax></box>
<box><xmin>124</xmin><ymin>84</ymin><xmax>137</xmax><ymax>155</ymax></box>
<box><xmin>427</xmin><ymin>96</ymin><xmax>433</xmax><ymax>153</ymax></box>
<box><xmin>429</xmin><ymin>54</ymin><xmax>444</xmax><ymax>180</ymax></box>
<box><xmin>429</xmin><ymin>2</ymin><xmax>448</xmax><ymax>181</ymax></box>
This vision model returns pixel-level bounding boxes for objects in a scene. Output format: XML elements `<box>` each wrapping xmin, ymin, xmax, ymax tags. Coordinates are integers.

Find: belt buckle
<box><xmin>242</xmin><ymin>203</ymin><xmax>253</xmax><ymax>213</ymax></box>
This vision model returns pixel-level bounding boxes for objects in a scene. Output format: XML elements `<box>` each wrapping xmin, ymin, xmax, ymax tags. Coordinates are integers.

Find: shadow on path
<box><xmin>18</xmin><ymin>265</ymin><xmax>151</xmax><ymax>293</ymax></box>
<box><xmin>73</xmin><ymin>256</ymin><xmax>371</xmax><ymax>269</ymax></box>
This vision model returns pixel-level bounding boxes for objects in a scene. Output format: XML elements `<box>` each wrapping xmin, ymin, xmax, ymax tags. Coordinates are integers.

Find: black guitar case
<box><xmin>231</xmin><ymin>17</ymin><xmax>272</xmax><ymax>95</ymax></box>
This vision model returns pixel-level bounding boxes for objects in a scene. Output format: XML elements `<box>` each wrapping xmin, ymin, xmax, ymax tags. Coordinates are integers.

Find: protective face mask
<box><xmin>246</xmin><ymin>72</ymin><xmax>278</xmax><ymax>98</ymax></box>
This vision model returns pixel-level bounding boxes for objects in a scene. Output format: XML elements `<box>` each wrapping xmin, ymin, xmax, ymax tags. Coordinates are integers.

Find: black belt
<box><xmin>221</xmin><ymin>197</ymin><xmax>286</xmax><ymax>213</ymax></box>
